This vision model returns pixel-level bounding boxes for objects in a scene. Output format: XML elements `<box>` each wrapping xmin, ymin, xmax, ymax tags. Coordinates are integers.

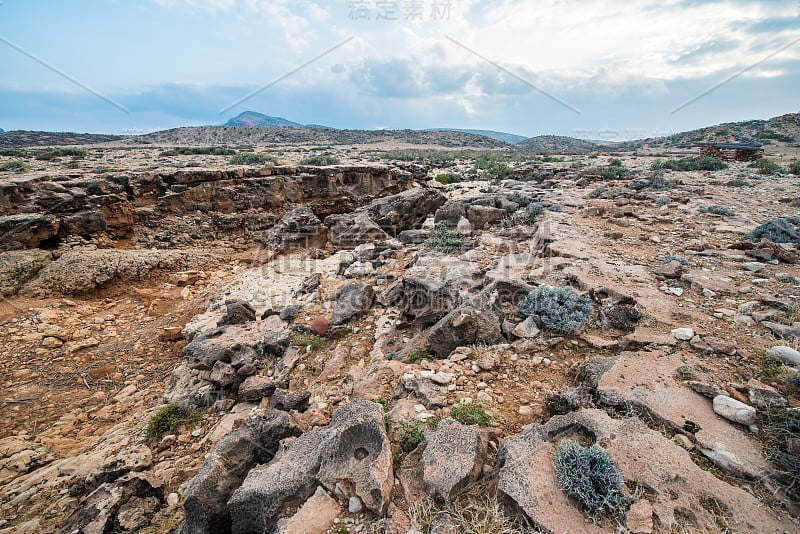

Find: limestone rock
<box><xmin>420</xmin><ymin>419</ymin><xmax>487</xmax><ymax>502</ymax></box>
<box><xmin>712</xmin><ymin>395</ymin><xmax>756</xmax><ymax>426</ymax></box>
<box><xmin>331</xmin><ymin>283</ymin><xmax>375</xmax><ymax>325</ymax></box>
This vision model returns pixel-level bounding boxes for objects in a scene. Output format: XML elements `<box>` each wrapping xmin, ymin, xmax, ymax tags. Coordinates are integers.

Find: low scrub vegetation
<box><xmin>651</xmin><ymin>156</ymin><xmax>727</xmax><ymax>171</ymax></box>
<box><xmin>553</xmin><ymin>440</ymin><xmax>627</xmax><ymax>519</ymax></box>
<box><xmin>407</xmin><ymin>345</ymin><xmax>435</xmax><ymax>363</ymax></box>
<box><xmin>450</xmin><ymin>400</ymin><xmax>494</xmax><ymax>426</ymax></box>
<box><xmin>290</xmin><ymin>330</ymin><xmax>326</xmax><ymax>351</ymax></box>
<box><xmin>160</xmin><ymin>147</ymin><xmax>236</xmax><ymax>156</ymax></box>
<box><xmin>516</xmin><ymin>286</ymin><xmax>594</xmax><ymax>335</ymax></box>
<box><xmin>34</xmin><ymin>148</ymin><xmax>87</xmax><ymax>161</ymax></box>
<box><xmin>0</xmin><ymin>160</ymin><xmax>26</xmax><ymax>172</ymax></box>
<box><xmin>746</xmin><ymin>217</ymin><xmax>800</xmax><ymax>245</ymax></box>
<box><xmin>578</xmin><ymin>159</ymin><xmax>629</xmax><ymax>181</ymax></box>
<box><xmin>749</xmin><ymin>159</ymin><xmax>785</xmax><ymax>175</ymax></box>
<box><xmin>229</xmin><ymin>152</ymin><xmax>278</xmax><ymax>165</ymax></box>
<box><xmin>790</xmin><ymin>161</ymin><xmax>800</xmax><ymax>176</ymax></box>
<box><xmin>145</xmin><ymin>403</ymin><xmax>199</xmax><ymax>441</ymax></box>
<box><xmin>426</xmin><ymin>225</ymin><xmax>470</xmax><ymax>254</ymax></box>
<box><xmin>703</xmin><ymin>205</ymin><xmax>735</xmax><ymax>217</ymax></box>
<box><xmin>299</xmin><ymin>154</ymin><xmax>340</xmax><ymax>166</ymax></box>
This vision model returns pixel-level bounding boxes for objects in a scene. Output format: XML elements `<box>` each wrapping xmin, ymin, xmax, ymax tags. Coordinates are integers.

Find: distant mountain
<box><xmin>514</xmin><ymin>135</ymin><xmax>603</xmax><ymax>153</ymax></box>
<box><xmin>425</xmin><ymin>128</ymin><xmax>526</xmax><ymax>145</ymax></box>
<box><xmin>224</xmin><ymin>112</ymin><xmax>302</xmax><ymax>127</ymax></box>
<box><xmin>0</xmin><ymin>128</ymin><xmax>4</xmax><ymax>133</ymax></box>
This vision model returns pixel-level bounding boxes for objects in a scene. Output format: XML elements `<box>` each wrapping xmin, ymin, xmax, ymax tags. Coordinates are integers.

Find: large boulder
<box><xmin>326</xmin><ymin>213</ymin><xmax>389</xmax><ymax>248</ymax></box>
<box><xmin>183</xmin><ymin>317</ymin><xmax>289</xmax><ymax>371</ymax></box>
<box><xmin>427</xmin><ymin>300</ymin><xmax>504</xmax><ymax>358</ymax></box>
<box><xmin>420</xmin><ymin>419</ymin><xmax>487</xmax><ymax>502</ymax></box>
<box><xmin>262</xmin><ymin>206</ymin><xmax>328</xmax><ymax>253</ymax></box>
<box><xmin>228</xmin><ymin>400</ymin><xmax>392</xmax><ymax>534</ymax></box>
<box><xmin>330</xmin><ymin>283</ymin><xmax>375</xmax><ymax>325</ymax></box>
<box><xmin>0</xmin><ymin>249</ymin><xmax>51</xmax><ymax>296</ymax></box>
<box><xmin>179</xmin><ymin>409</ymin><xmax>298</xmax><ymax>534</ymax></box>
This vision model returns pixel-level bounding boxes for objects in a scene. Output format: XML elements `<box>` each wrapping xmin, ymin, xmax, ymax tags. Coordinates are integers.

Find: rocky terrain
<box><xmin>1</xmin><ymin>135</ymin><xmax>800</xmax><ymax>533</ymax></box>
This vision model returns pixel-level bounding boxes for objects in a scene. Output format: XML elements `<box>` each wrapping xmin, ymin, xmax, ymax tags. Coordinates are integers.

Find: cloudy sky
<box><xmin>0</xmin><ymin>0</ymin><xmax>798</xmax><ymax>139</ymax></box>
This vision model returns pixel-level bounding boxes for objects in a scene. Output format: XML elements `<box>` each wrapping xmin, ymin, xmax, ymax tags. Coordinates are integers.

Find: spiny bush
<box><xmin>392</xmin><ymin>420</ymin><xmax>427</xmax><ymax>462</ymax></box>
<box><xmin>790</xmin><ymin>162</ymin><xmax>800</xmax><ymax>176</ymax></box>
<box><xmin>651</xmin><ymin>156</ymin><xmax>727</xmax><ymax>172</ymax></box>
<box><xmin>663</xmin><ymin>255</ymin><xmax>694</xmax><ymax>268</ymax></box>
<box><xmin>426</xmin><ymin>225</ymin><xmax>469</xmax><ymax>254</ymax></box>
<box><xmin>0</xmin><ymin>160</ymin><xmax>26</xmax><ymax>172</ymax></box>
<box><xmin>656</xmin><ymin>196</ymin><xmax>670</xmax><ymax>206</ymax></box>
<box><xmin>34</xmin><ymin>148</ymin><xmax>87</xmax><ymax>161</ymax></box>
<box><xmin>749</xmin><ymin>159</ymin><xmax>785</xmax><ymax>175</ymax></box>
<box><xmin>746</xmin><ymin>218</ymin><xmax>800</xmax><ymax>246</ymax></box>
<box><xmin>299</xmin><ymin>154</ymin><xmax>340</xmax><ymax>166</ymax></box>
<box><xmin>145</xmin><ymin>403</ymin><xmax>199</xmax><ymax>441</ymax></box>
<box><xmin>727</xmin><ymin>178</ymin><xmax>750</xmax><ymax>187</ymax></box>
<box><xmin>450</xmin><ymin>400</ymin><xmax>494</xmax><ymax>426</ymax></box>
<box><xmin>501</xmin><ymin>212</ymin><xmax>531</xmax><ymax>227</ymax></box>
<box><xmin>516</xmin><ymin>286</ymin><xmax>594</xmax><ymax>335</ymax></box>
<box><xmin>526</xmin><ymin>202</ymin><xmax>545</xmax><ymax>218</ymax></box>
<box><xmin>587</xmin><ymin>187</ymin><xmax>609</xmax><ymax>199</ymax></box>
<box><xmin>548</xmin><ymin>203</ymin><xmax>563</xmax><ymax>212</ymax></box>
<box><xmin>703</xmin><ymin>205</ymin><xmax>735</xmax><ymax>217</ymax></box>
<box><xmin>229</xmin><ymin>152</ymin><xmax>278</xmax><ymax>165</ymax></box>
<box><xmin>554</xmin><ymin>440</ymin><xmax>627</xmax><ymax>519</ymax></box>
<box><xmin>762</xmin><ymin>408</ymin><xmax>800</xmax><ymax>502</ymax></box>
<box><xmin>160</xmin><ymin>147</ymin><xmax>236</xmax><ymax>156</ymax></box>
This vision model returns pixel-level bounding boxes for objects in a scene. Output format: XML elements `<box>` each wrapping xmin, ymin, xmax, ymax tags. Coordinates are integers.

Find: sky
<box><xmin>0</xmin><ymin>0</ymin><xmax>799</xmax><ymax>139</ymax></box>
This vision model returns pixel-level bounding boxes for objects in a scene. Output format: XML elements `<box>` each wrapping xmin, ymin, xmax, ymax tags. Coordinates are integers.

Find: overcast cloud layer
<box><xmin>1</xmin><ymin>0</ymin><xmax>798</xmax><ymax>139</ymax></box>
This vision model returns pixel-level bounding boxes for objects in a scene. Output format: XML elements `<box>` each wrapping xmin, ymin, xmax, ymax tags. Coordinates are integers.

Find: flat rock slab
<box><xmin>594</xmin><ymin>351</ymin><xmax>770</xmax><ymax>479</ymax></box>
<box><xmin>498</xmin><ymin>409</ymin><xmax>794</xmax><ymax>533</ymax></box>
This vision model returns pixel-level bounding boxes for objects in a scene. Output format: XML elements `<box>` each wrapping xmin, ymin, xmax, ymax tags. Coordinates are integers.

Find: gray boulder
<box><xmin>331</xmin><ymin>283</ymin><xmax>375</xmax><ymax>325</ymax></box>
<box><xmin>421</xmin><ymin>419</ymin><xmax>487</xmax><ymax>502</ymax></box>
<box><xmin>326</xmin><ymin>213</ymin><xmax>389</xmax><ymax>248</ymax></box>
<box><xmin>262</xmin><ymin>206</ymin><xmax>328</xmax><ymax>253</ymax></box>
<box><xmin>228</xmin><ymin>400</ymin><xmax>392</xmax><ymax>534</ymax></box>
<box><xmin>218</xmin><ymin>299</ymin><xmax>256</xmax><ymax>326</ymax></box>
<box><xmin>179</xmin><ymin>410</ymin><xmax>298</xmax><ymax>534</ymax></box>
<box><xmin>428</xmin><ymin>301</ymin><xmax>503</xmax><ymax>358</ymax></box>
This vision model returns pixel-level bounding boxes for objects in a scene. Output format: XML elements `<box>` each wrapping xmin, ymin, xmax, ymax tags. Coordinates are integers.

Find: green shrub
<box><xmin>554</xmin><ymin>440</ymin><xmax>626</xmax><ymax>519</ymax></box>
<box><xmin>451</xmin><ymin>401</ymin><xmax>494</xmax><ymax>426</ymax></box>
<box><xmin>426</xmin><ymin>225</ymin><xmax>469</xmax><ymax>254</ymax></box>
<box><xmin>526</xmin><ymin>202</ymin><xmax>545</xmax><ymax>218</ymax></box>
<box><xmin>746</xmin><ymin>218</ymin><xmax>800</xmax><ymax>245</ymax></box>
<box><xmin>501</xmin><ymin>212</ymin><xmax>531</xmax><ymax>227</ymax></box>
<box><xmin>656</xmin><ymin>196</ymin><xmax>670</xmax><ymax>206</ymax></box>
<box><xmin>229</xmin><ymin>152</ymin><xmax>278</xmax><ymax>165</ymax></box>
<box><xmin>727</xmin><ymin>178</ymin><xmax>749</xmax><ymax>187</ymax></box>
<box><xmin>34</xmin><ymin>148</ymin><xmax>86</xmax><ymax>161</ymax></box>
<box><xmin>516</xmin><ymin>286</ymin><xmax>594</xmax><ymax>335</ymax></box>
<box><xmin>578</xmin><ymin>163</ymin><xmax>628</xmax><ymax>181</ymax></box>
<box><xmin>0</xmin><ymin>149</ymin><xmax>29</xmax><ymax>158</ymax></box>
<box><xmin>160</xmin><ymin>147</ymin><xmax>236</xmax><ymax>156</ymax></box>
<box><xmin>703</xmin><ymin>205</ymin><xmax>735</xmax><ymax>217</ymax></box>
<box><xmin>651</xmin><ymin>156</ymin><xmax>727</xmax><ymax>172</ymax></box>
<box><xmin>392</xmin><ymin>420</ymin><xmax>426</xmax><ymax>462</ymax></box>
<box><xmin>608</xmin><ymin>158</ymin><xmax>623</xmax><ymax>167</ymax></box>
<box><xmin>587</xmin><ymin>187</ymin><xmax>608</xmax><ymax>199</ymax></box>
<box><xmin>0</xmin><ymin>160</ymin><xmax>26</xmax><ymax>172</ymax></box>
<box><xmin>749</xmin><ymin>159</ymin><xmax>784</xmax><ymax>175</ymax></box>
<box><xmin>788</xmin><ymin>161</ymin><xmax>800</xmax><ymax>176</ymax></box>
<box><xmin>145</xmin><ymin>404</ymin><xmax>199</xmax><ymax>441</ymax></box>
<box><xmin>434</xmin><ymin>173</ymin><xmax>460</xmax><ymax>185</ymax></box>
<box><xmin>290</xmin><ymin>330</ymin><xmax>326</xmax><ymax>351</ymax></box>
<box><xmin>299</xmin><ymin>154</ymin><xmax>340</xmax><ymax>166</ymax></box>
<box><xmin>408</xmin><ymin>345</ymin><xmax>435</xmax><ymax>363</ymax></box>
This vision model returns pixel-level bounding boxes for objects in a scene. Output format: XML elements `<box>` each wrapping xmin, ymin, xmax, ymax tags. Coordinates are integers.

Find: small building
<box><xmin>693</xmin><ymin>142</ymin><xmax>764</xmax><ymax>162</ymax></box>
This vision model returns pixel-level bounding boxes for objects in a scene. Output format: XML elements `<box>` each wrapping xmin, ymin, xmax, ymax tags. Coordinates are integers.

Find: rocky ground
<box><xmin>1</xmin><ymin>146</ymin><xmax>799</xmax><ymax>533</ymax></box>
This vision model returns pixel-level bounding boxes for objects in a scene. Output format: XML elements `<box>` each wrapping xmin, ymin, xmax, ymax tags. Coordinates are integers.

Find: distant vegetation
<box><xmin>749</xmin><ymin>159</ymin><xmax>785</xmax><ymax>175</ymax></box>
<box><xmin>578</xmin><ymin>158</ymin><xmax>629</xmax><ymax>181</ymax></box>
<box><xmin>0</xmin><ymin>160</ymin><xmax>26</xmax><ymax>172</ymax></box>
<box><xmin>229</xmin><ymin>152</ymin><xmax>278</xmax><ymax>165</ymax></box>
<box><xmin>159</xmin><ymin>147</ymin><xmax>236</xmax><ymax>156</ymax></box>
<box><xmin>651</xmin><ymin>156</ymin><xmax>728</xmax><ymax>171</ymax></box>
<box><xmin>34</xmin><ymin>148</ymin><xmax>87</xmax><ymax>161</ymax></box>
<box><xmin>298</xmin><ymin>154</ymin><xmax>340</xmax><ymax>166</ymax></box>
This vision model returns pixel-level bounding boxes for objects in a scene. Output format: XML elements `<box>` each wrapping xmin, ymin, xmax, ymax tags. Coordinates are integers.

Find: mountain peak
<box><xmin>224</xmin><ymin>112</ymin><xmax>301</xmax><ymax>127</ymax></box>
